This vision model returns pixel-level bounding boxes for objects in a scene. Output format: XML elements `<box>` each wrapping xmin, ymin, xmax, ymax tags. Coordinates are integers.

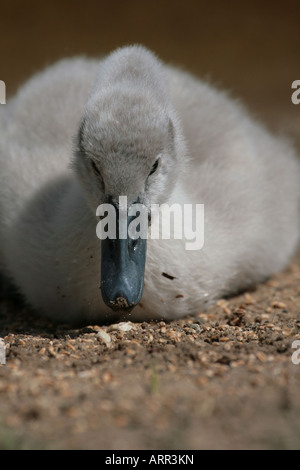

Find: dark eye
<box><xmin>149</xmin><ymin>159</ymin><xmax>159</xmax><ymax>176</ymax></box>
<box><xmin>91</xmin><ymin>160</ymin><xmax>101</xmax><ymax>176</ymax></box>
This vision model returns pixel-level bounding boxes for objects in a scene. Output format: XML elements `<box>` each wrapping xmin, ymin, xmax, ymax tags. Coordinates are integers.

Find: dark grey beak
<box><xmin>100</xmin><ymin>198</ymin><xmax>147</xmax><ymax>312</ymax></box>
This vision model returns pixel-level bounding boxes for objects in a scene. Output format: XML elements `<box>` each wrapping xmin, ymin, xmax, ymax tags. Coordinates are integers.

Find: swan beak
<box><xmin>100</xmin><ymin>199</ymin><xmax>147</xmax><ymax>312</ymax></box>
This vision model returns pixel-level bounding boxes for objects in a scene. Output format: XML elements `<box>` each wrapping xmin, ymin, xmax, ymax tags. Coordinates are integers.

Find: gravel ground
<box><xmin>0</xmin><ymin>255</ymin><xmax>300</xmax><ymax>450</ymax></box>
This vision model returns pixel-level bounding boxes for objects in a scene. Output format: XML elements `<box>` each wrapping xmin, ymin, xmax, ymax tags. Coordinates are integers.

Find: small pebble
<box><xmin>256</xmin><ymin>351</ymin><xmax>267</xmax><ymax>362</ymax></box>
<box><xmin>48</xmin><ymin>346</ymin><xmax>57</xmax><ymax>358</ymax></box>
<box><xmin>96</xmin><ymin>330</ymin><xmax>112</xmax><ymax>345</ymax></box>
<box><xmin>271</xmin><ymin>301</ymin><xmax>287</xmax><ymax>309</ymax></box>
<box><xmin>244</xmin><ymin>293</ymin><xmax>255</xmax><ymax>305</ymax></box>
<box><xmin>190</xmin><ymin>323</ymin><xmax>203</xmax><ymax>333</ymax></box>
<box><xmin>108</xmin><ymin>322</ymin><xmax>133</xmax><ymax>332</ymax></box>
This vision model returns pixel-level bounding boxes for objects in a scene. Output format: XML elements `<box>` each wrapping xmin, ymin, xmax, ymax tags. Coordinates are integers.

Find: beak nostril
<box><xmin>108</xmin><ymin>238</ymin><xmax>116</xmax><ymax>247</ymax></box>
<box><xmin>131</xmin><ymin>238</ymin><xmax>138</xmax><ymax>249</ymax></box>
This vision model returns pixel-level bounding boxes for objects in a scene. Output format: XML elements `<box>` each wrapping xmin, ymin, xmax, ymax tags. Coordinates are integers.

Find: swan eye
<box><xmin>91</xmin><ymin>160</ymin><xmax>101</xmax><ymax>177</ymax></box>
<box><xmin>149</xmin><ymin>159</ymin><xmax>159</xmax><ymax>176</ymax></box>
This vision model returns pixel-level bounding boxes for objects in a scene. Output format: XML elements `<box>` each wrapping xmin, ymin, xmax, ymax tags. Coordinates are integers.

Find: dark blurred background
<box><xmin>1</xmin><ymin>0</ymin><xmax>300</xmax><ymax>142</ymax></box>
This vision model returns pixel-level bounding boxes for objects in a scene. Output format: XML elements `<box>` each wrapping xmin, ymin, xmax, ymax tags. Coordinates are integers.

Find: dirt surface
<box><xmin>1</xmin><ymin>0</ymin><xmax>300</xmax><ymax>451</ymax></box>
<box><xmin>1</xmin><ymin>258</ymin><xmax>300</xmax><ymax>450</ymax></box>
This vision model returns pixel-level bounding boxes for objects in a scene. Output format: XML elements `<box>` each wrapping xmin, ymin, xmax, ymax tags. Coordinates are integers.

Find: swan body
<box><xmin>0</xmin><ymin>45</ymin><xmax>299</xmax><ymax>324</ymax></box>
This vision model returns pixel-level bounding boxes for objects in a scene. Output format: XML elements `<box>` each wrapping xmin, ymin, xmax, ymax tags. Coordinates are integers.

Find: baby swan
<box><xmin>0</xmin><ymin>45</ymin><xmax>299</xmax><ymax>325</ymax></box>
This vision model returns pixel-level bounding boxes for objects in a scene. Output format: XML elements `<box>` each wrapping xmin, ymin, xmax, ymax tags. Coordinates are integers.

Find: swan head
<box><xmin>72</xmin><ymin>46</ymin><xmax>186</xmax><ymax>313</ymax></box>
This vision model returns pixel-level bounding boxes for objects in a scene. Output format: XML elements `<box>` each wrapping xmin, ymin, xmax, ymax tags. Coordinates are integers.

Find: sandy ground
<box><xmin>1</xmin><ymin>258</ymin><xmax>300</xmax><ymax>450</ymax></box>
<box><xmin>1</xmin><ymin>0</ymin><xmax>300</xmax><ymax>451</ymax></box>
